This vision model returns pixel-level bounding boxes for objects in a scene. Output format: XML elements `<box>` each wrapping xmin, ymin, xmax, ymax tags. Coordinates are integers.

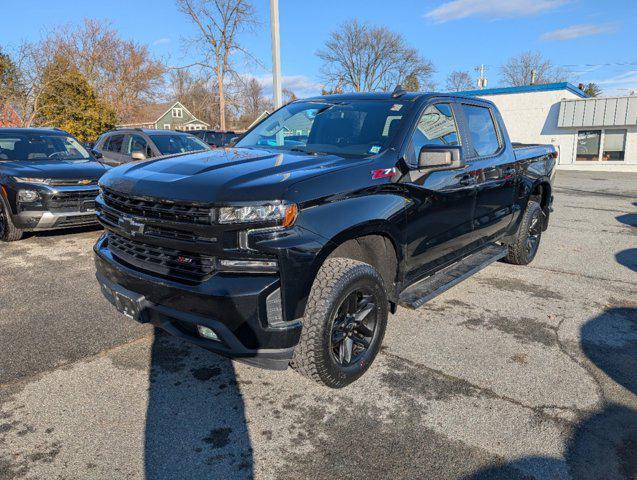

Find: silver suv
<box><xmin>93</xmin><ymin>129</ymin><xmax>211</xmax><ymax>166</ymax></box>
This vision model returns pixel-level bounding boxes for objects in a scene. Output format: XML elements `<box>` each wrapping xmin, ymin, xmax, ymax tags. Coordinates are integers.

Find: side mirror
<box><xmin>131</xmin><ymin>151</ymin><xmax>146</xmax><ymax>161</ymax></box>
<box><xmin>91</xmin><ymin>149</ymin><xmax>103</xmax><ymax>159</ymax></box>
<box><xmin>418</xmin><ymin>146</ymin><xmax>464</xmax><ymax>170</ymax></box>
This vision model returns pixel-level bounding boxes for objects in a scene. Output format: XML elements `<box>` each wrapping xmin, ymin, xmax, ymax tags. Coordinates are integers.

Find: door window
<box><xmin>463</xmin><ymin>105</ymin><xmax>500</xmax><ymax>157</ymax></box>
<box><xmin>411</xmin><ymin>103</ymin><xmax>459</xmax><ymax>160</ymax></box>
<box><xmin>105</xmin><ymin>134</ymin><xmax>125</xmax><ymax>153</ymax></box>
<box><xmin>126</xmin><ymin>135</ymin><xmax>152</xmax><ymax>158</ymax></box>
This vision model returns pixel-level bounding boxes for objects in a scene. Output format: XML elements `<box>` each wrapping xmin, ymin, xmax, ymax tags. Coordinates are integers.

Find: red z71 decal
<box><xmin>371</xmin><ymin>168</ymin><xmax>397</xmax><ymax>179</ymax></box>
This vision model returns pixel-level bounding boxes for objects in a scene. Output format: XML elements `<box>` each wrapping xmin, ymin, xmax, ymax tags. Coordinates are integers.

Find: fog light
<box><xmin>17</xmin><ymin>189</ymin><xmax>39</xmax><ymax>203</ymax></box>
<box><xmin>197</xmin><ymin>325</ymin><xmax>220</xmax><ymax>341</ymax></box>
<box><xmin>219</xmin><ymin>259</ymin><xmax>277</xmax><ymax>272</ymax></box>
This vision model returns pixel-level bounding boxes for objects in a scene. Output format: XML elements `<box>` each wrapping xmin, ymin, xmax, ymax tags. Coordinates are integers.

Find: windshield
<box><xmin>0</xmin><ymin>132</ymin><xmax>91</xmax><ymax>162</ymax></box>
<box><xmin>236</xmin><ymin>100</ymin><xmax>411</xmax><ymax>157</ymax></box>
<box><xmin>149</xmin><ymin>134</ymin><xmax>210</xmax><ymax>155</ymax></box>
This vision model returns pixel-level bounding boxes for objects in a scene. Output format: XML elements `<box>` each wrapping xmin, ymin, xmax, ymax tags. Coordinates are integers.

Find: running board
<box><xmin>398</xmin><ymin>244</ymin><xmax>508</xmax><ymax>310</ymax></box>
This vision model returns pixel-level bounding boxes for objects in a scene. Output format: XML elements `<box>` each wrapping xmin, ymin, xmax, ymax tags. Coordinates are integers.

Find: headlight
<box><xmin>12</xmin><ymin>177</ymin><xmax>50</xmax><ymax>184</ymax></box>
<box><xmin>17</xmin><ymin>189</ymin><xmax>40</xmax><ymax>202</ymax></box>
<box><xmin>218</xmin><ymin>203</ymin><xmax>298</xmax><ymax>226</ymax></box>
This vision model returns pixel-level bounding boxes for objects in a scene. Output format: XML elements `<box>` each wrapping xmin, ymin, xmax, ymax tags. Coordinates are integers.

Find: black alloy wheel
<box><xmin>330</xmin><ymin>289</ymin><xmax>378</xmax><ymax>366</ymax></box>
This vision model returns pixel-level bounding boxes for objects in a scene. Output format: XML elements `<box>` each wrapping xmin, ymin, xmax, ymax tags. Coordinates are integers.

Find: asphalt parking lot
<box><xmin>0</xmin><ymin>170</ymin><xmax>635</xmax><ymax>480</ymax></box>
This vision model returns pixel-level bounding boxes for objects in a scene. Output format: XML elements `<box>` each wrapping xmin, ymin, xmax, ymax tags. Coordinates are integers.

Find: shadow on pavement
<box><xmin>144</xmin><ymin>329</ymin><xmax>253</xmax><ymax>480</ymax></box>
<box><xmin>616</xmin><ymin>213</ymin><xmax>637</xmax><ymax>228</ymax></box>
<box><xmin>615</xmin><ymin>248</ymin><xmax>637</xmax><ymax>272</ymax></box>
<box><xmin>464</xmin><ymin>307</ymin><xmax>637</xmax><ymax>480</ymax></box>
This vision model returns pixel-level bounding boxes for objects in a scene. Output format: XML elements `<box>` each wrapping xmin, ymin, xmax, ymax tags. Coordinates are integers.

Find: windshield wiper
<box><xmin>289</xmin><ymin>147</ymin><xmax>325</xmax><ymax>156</ymax></box>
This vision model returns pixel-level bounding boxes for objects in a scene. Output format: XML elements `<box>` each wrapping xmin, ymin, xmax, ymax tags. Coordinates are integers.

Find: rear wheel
<box><xmin>291</xmin><ymin>258</ymin><xmax>388</xmax><ymax>388</ymax></box>
<box><xmin>503</xmin><ymin>200</ymin><xmax>543</xmax><ymax>265</ymax></box>
<box><xmin>0</xmin><ymin>200</ymin><xmax>23</xmax><ymax>242</ymax></box>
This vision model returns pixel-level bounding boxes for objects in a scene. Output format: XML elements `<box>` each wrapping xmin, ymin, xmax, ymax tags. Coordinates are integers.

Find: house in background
<box><xmin>117</xmin><ymin>101</ymin><xmax>209</xmax><ymax>131</ymax></box>
<box><xmin>0</xmin><ymin>104</ymin><xmax>21</xmax><ymax>127</ymax></box>
<box><xmin>459</xmin><ymin>83</ymin><xmax>637</xmax><ymax>171</ymax></box>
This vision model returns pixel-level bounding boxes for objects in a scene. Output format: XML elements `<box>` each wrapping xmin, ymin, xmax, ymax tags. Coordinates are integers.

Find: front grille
<box><xmin>107</xmin><ymin>233</ymin><xmax>216</xmax><ymax>283</ymax></box>
<box><xmin>49</xmin><ymin>179</ymin><xmax>99</xmax><ymax>187</ymax></box>
<box><xmin>47</xmin><ymin>190</ymin><xmax>98</xmax><ymax>213</ymax></box>
<box><xmin>55</xmin><ymin>214</ymin><xmax>97</xmax><ymax>228</ymax></box>
<box><xmin>102</xmin><ymin>188</ymin><xmax>213</xmax><ymax>225</ymax></box>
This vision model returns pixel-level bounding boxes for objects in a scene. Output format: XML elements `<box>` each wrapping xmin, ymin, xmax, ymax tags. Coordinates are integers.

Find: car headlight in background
<box><xmin>218</xmin><ymin>202</ymin><xmax>298</xmax><ymax>226</ymax></box>
<box><xmin>12</xmin><ymin>177</ymin><xmax>50</xmax><ymax>184</ymax></box>
<box><xmin>17</xmin><ymin>189</ymin><xmax>40</xmax><ymax>203</ymax></box>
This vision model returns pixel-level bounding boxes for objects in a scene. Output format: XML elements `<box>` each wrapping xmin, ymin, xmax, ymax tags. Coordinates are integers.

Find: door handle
<box><xmin>459</xmin><ymin>175</ymin><xmax>476</xmax><ymax>186</ymax></box>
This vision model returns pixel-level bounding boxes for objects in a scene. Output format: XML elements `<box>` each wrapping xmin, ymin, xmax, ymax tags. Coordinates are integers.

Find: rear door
<box><xmin>459</xmin><ymin>102</ymin><xmax>517</xmax><ymax>244</ymax></box>
<box><xmin>402</xmin><ymin>101</ymin><xmax>478</xmax><ymax>280</ymax></box>
<box><xmin>100</xmin><ymin>134</ymin><xmax>128</xmax><ymax>165</ymax></box>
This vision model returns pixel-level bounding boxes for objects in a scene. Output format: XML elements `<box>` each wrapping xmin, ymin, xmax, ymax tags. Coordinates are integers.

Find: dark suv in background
<box><xmin>191</xmin><ymin>130</ymin><xmax>239</xmax><ymax>148</ymax></box>
<box><xmin>0</xmin><ymin>128</ymin><xmax>108</xmax><ymax>241</ymax></box>
<box><xmin>93</xmin><ymin>129</ymin><xmax>211</xmax><ymax>166</ymax></box>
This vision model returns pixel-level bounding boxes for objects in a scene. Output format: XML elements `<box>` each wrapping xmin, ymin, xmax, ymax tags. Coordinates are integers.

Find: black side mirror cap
<box><xmin>418</xmin><ymin>146</ymin><xmax>464</xmax><ymax>170</ymax></box>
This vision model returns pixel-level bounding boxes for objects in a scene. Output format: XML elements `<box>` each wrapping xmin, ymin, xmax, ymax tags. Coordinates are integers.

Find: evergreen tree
<box><xmin>583</xmin><ymin>83</ymin><xmax>602</xmax><ymax>97</ymax></box>
<box><xmin>404</xmin><ymin>73</ymin><xmax>420</xmax><ymax>92</ymax></box>
<box><xmin>36</xmin><ymin>55</ymin><xmax>116</xmax><ymax>142</ymax></box>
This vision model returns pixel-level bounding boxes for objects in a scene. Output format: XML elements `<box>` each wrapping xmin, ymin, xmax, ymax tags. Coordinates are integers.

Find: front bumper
<box><xmin>14</xmin><ymin>210</ymin><xmax>98</xmax><ymax>231</ymax></box>
<box><xmin>94</xmin><ymin>235</ymin><xmax>302</xmax><ymax>370</ymax></box>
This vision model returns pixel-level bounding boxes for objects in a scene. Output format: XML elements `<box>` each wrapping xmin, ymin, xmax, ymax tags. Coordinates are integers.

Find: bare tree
<box><xmin>317</xmin><ymin>20</ymin><xmax>435</xmax><ymax>93</ymax></box>
<box><xmin>500</xmin><ymin>51</ymin><xmax>568</xmax><ymax>86</ymax></box>
<box><xmin>446</xmin><ymin>70</ymin><xmax>474</xmax><ymax>91</ymax></box>
<box><xmin>177</xmin><ymin>0</ymin><xmax>257</xmax><ymax>130</ymax></box>
<box><xmin>49</xmin><ymin>19</ymin><xmax>166</xmax><ymax>123</ymax></box>
<box><xmin>282</xmin><ymin>88</ymin><xmax>297</xmax><ymax>104</ymax></box>
<box><xmin>169</xmin><ymin>68</ymin><xmax>220</xmax><ymax>127</ymax></box>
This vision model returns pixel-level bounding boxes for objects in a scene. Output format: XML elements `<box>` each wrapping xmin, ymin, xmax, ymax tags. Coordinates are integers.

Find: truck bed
<box><xmin>512</xmin><ymin>143</ymin><xmax>556</xmax><ymax>161</ymax></box>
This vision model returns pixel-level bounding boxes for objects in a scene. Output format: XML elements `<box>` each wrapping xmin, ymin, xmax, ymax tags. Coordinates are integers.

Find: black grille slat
<box><xmin>107</xmin><ymin>233</ymin><xmax>216</xmax><ymax>282</ymax></box>
<box><xmin>48</xmin><ymin>191</ymin><xmax>98</xmax><ymax>212</ymax></box>
<box><xmin>102</xmin><ymin>189</ymin><xmax>212</xmax><ymax>225</ymax></box>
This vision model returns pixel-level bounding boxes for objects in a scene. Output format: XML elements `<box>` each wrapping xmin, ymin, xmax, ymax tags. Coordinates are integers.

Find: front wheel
<box><xmin>291</xmin><ymin>258</ymin><xmax>388</xmax><ymax>388</ymax></box>
<box><xmin>503</xmin><ymin>200</ymin><xmax>543</xmax><ymax>265</ymax></box>
<box><xmin>0</xmin><ymin>199</ymin><xmax>23</xmax><ymax>242</ymax></box>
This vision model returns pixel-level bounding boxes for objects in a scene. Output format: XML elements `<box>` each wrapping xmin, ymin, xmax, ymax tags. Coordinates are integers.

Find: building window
<box><xmin>602</xmin><ymin>129</ymin><xmax>626</xmax><ymax>161</ymax></box>
<box><xmin>163</xmin><ymin>124</ymin><xmax>171</xmax><ymax>130</ymax></box>
<box><xmin>576</xmin><ymin>130</ymin><xmax>601</xmax><ymax>161</ymax></box>
<box><xmin>576</xmin><ymin>129</ymin><xmax>626</xmax><ymax>162</ymax></box>
<box><xmin>172</xmin><ymin>107</ymin><xmax>183</xmax><ymax>118</ymax></box>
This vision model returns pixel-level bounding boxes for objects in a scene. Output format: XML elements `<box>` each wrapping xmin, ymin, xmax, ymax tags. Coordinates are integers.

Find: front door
<box><xmin>402</xmin><ymin>102</ymin><xmax>477</xmax><ymax>281</ymax></box>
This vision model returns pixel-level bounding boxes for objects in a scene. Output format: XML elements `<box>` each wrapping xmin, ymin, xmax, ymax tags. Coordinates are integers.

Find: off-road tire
<box><xmin>0</xmin><ymin>199</ymin><xmax>23</xmax><ymax>242</ymax></box>
<box><xmin>503</xmin><ymin>200</ymin><xmax>543</xmax><ymax>265</ymax></box>
<box><xmin>291</xmin><ymin>258</ymin><xmax>388</xmax><ymax>388</ymax></box>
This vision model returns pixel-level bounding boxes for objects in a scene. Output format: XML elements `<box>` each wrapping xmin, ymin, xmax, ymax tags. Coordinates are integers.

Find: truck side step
<box><xmin>398</xmin><ymin>244</ymin><xmax>508</xmax><ymax>310</ymax></box>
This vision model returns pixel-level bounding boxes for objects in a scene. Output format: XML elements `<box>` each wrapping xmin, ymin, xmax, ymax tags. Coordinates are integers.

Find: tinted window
<box><xmin>236</xmin><ymin>100</ymin><xmax>412</xmax><ymax>157</ymax></box>
<box><xmin>412</xmin><ymin>103</ymin><xmax>459</xmax><ymax>159</ymax></box>
<box><xmin>149</xmin><ymin>134</ymin><xmax>209</xmax><ymax>155</ymax></box>
<box><xmin>0</xmin><ymin>133</ymin><xmax>90</xmax><ymax>161</ymax></box>
<box><xmin>463</xmin><ymin>105</ymin><xmax>500</xmax><ymax>157</ymax></box>
<box><xmin>105</xmin><ymin>134</ymin><xmax>125</xmax><ymax>153</ymax></box>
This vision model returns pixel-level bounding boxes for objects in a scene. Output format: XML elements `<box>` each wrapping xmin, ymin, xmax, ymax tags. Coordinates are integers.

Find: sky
<box><xmin>1</xmin><ymin>0</ymin><xmax>636</xmax><ymax>98</ymax></box>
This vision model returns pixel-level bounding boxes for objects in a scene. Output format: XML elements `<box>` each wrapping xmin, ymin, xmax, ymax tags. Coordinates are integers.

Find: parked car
<box><xmin>0</xmin><ymin>128</ymin><xmax>109</xmax><ymax>241</ymax></box>
<box><xmin>93</xmin><ymin>129</ymin><xmax>211</xmax><ymax>166</ymax></box>
<box><xmin>94</xmin><ymin>90</ymin><xmax>556</xmax><ymax>387</ymax></box>
<box><xmin>191</xmin><ymin>130</ymin><xmax>238</xmax><ymax>148</ymax></box>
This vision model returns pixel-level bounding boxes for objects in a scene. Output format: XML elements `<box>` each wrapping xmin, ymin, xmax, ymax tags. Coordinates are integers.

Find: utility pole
<box><xmin>476</xmin><ymin>64</ymin><xmax>487</xmax><ymax>89</ymax></box>
<box><xmin>270</xmin><ymin>0</ymin><xmax>282</xmax><ymax>109</ymax></box>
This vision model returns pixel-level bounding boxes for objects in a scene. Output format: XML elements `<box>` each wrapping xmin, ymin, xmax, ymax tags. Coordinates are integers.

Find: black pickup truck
<box><xmin>0</xmin><ymin>128</ymin><xmax>109</xmax><ymax>241</ymax></box>
<box><xmin>94</xmin><ymin>90</ymin><xmax>556</xmax><ymax>388</ymax></box>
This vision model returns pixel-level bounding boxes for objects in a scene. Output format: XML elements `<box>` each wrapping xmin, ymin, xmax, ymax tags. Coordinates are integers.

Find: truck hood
<box><xmin>100</xmin><ymin>147</ymin><xmax>357</xmax><ymax>203</ymax></box>
<box><xmin>0</xmin><ymin>159</ymin><xmax>108</xmax><ymax>180</ymax></box>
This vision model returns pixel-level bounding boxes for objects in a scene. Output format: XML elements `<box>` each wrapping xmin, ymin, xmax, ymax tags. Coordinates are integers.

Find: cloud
<box><xmin>152</xmin><ymin>37</ymin><xmax>171</xmax><ymax>46</ymax></box>
<box><xmin>243</xmin><ymin>74</ymin><xmax>323</xmax><ymax>98</ymax></box>
<box><xmin>425</xmin><ymin>0</ymin><xmax>568</xmax><ymax>23</ymax></box>
<box><xmin>593</xmin><ymin>70</ymin><xmax>637</xmax><ymax>96</ymax></box>
<box><xmin>541</xmin><ymin>23</ymin><xmax>617</xmax><ymax>41</ymax></box>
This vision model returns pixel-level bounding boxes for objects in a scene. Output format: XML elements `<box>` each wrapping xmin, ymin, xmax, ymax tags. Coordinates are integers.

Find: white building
<box><xmin>458</xmin><ymin>83</ymin><xmax>637</xmax><ymax>171</ymax></box>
